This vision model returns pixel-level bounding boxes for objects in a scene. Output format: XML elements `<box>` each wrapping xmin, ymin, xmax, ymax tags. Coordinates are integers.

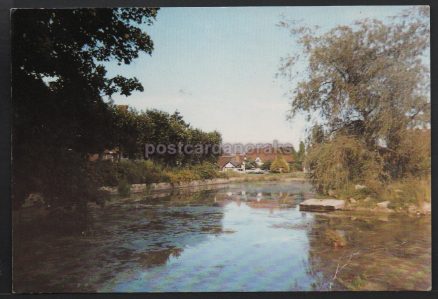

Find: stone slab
<box><xmin>299</xmin><ymin>198</ymin><xmax>345</xmax><ymax>211</ymax></box>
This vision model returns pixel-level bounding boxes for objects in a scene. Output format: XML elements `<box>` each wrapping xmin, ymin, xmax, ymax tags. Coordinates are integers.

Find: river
<box><xmin>13</xmin><ymin>180</ymin><xmax>431</xmax><ymax>292</ymax></box>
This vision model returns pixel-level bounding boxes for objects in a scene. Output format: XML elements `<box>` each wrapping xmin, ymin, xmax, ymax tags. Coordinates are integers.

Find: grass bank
<box><xmin>316</xmin><ymin>177</ymin><xmax>431</xmax><ymax>214</ymax></box>
<box><xmin>91</xmin><ymin>160</ymin><xmax>306</xmax><ymax>196</ymax></box>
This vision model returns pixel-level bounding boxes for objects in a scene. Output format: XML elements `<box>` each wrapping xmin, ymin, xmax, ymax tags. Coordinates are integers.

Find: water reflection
<box><xmin>305</xmin><ymin>213</ymin><xmax>431</xmax><ymax>290</ymax></box>
<box><xmin>13</xmin><ymin>181</ymin><xmax>430</xmax><ymax>292</ymax></box>
<box><xmin>104</xmin><ymin>201</ymin><xmax>315</xmax><ymax>292</ymax></box>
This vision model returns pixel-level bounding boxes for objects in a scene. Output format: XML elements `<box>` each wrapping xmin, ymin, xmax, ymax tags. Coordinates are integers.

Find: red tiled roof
<box><xmin>218</xmin><ymin>154</ymin><xmax>244</xmax><ymax>168</ymax></box>
<box><xmin>245</xmin><ymin>146</ymin><xmax>294</xmax><ymax>163</ymax></box>
<box><xmin>217</xmin><ymin>147</ymin><xmax>294</xmax><ymax>168</ymax></box>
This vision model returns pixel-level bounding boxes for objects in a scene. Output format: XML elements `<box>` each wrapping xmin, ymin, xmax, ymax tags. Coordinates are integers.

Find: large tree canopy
<box><xmin>279</xmin><ymin>7</ymin><xmax>430</xmax><ymax>150</ymax></box>
<box><xmin>12</xmin><ymin>8</ymin><xmax>159</xmax><ymax>207</ymax></box>
<box><xmin>13</xmin><ymin>9</ymin><xmax>158</xmax><ymax>96</ymax></box>
<box><xmin>112</xmin><ymin>107</ymin><xmax>223</xmax><ymax>166</ymax></box>
<box><xmin>279</xmin><ymin>7</ymin><xmax>430</xmax><ymax>189</ymax></box>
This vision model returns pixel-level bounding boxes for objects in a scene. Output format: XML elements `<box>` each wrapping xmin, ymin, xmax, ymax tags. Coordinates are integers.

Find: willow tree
<box><xmin>279</xmin><ymin>7</ymin><xmax>430</xmax><ymax>180</ymax></box>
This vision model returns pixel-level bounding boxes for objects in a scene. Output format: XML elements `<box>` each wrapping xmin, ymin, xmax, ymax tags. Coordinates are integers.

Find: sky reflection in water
<box><xmin>13</xmin><ymin>181</ymin><xmax>431</xmax><ymax>292</ymax></box>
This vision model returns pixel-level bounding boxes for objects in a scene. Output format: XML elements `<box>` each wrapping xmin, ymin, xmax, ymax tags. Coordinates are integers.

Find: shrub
<box><xmin>270</xmin><ymin>155</ymin><xmax>290</xmax><ymax>173</ymax></box>
<box><xmin>384</xmin><ymin>129</ymin><xmax>431</xmax><ymax>179</ymax></box>
<box><xmin>244</xmin><ymin>159</ymin><xmax>257</xmax><ymax>170</ymax></box>
<box><xmin>89</xmin><ymin>160</ymin><xmax>119</xmax><ymax>186</ymax></box>
<box><xmin>166</xmin><ymin>169</ymin><xmax>201</xmax><ymax>183</ymax></box>
<box><xmin>113</xmin><ymin>160</ymin><xmax>170</xmax><ymax>185</ymax></box>
<box><xmin>381</xmin><ymin>177</ymin><xmax>431</xmax><ymax>209</ymax></box>
<box><xmin>290</xmin><ymin>161</ymin><xmax>303</xmax><ymax>171</ymax></box>
<box><xmin>191</xmin><ymin>162</ymin><xmax>220</xmax><ymax>179</ymax></box>
<box><xmin>91</xmin><ymin>159</ymin><xmax>226</xmax><ymax>187</ymax></box>
<box><xmin>36</xmin><ymin>150</ymin><xmax>104</xmax><ymax>209</ymax></box>
<box><xmin>164</xmin><ymin>162</ymin><xmax>228</xmax><ymax>183</ymax></box>
<box><xmin>117</xmin><ymin>179</ymin><xmax>131</xmax><ymax>196</ymax></box>
<box><xmin>222</xmin><ymin>170</ymin><xmax>241</xmax><ymax>178</ymax></box>
<box><xmin>260</xmin><ymin>161</ymin><xmax>272</xmax><ymax>170</ymax></box>
<box><xmin>139</xmin><ymin>160</ymin><xmax>170</xmax><ymax>183</ymax></box>
<box><xmin>305</xmin><ymin>135</ymin><xmax>383</xmax><ymax>195</ymax></box>
<box><xmin>117</xmin><ymin>160</ymin><xmax>146</xmax><ymax>184</ymax></box>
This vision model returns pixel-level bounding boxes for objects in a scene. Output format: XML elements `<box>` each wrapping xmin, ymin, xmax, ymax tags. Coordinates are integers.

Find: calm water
<box><xmin>13</xmin><ymin>180</ymin><xmax>431</xmax><ymax>292</ymax></box>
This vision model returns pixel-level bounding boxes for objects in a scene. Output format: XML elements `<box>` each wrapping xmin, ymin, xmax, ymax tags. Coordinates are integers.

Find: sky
<box><xmin>107</xmin><ymin>6</ymin><xmax>416</xmax><ymax>148</ymax></box>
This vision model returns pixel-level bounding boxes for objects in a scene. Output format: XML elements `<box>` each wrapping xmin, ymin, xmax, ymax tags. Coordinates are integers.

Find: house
<box><xmin>245</xmin><ymin>145</ymin><xmax>294</xmax><ymax>167</ymax></box>
<box><xmin>217</xmin><ymin>144</ymin><xmax>296</xmax><ymax>172</ymax></box>
<box><xmin>102</xmin><ymin>149</ymin><xmax>120</xmax><ymax>161</ymax></box>
<box><xmin>88</xmin><ymin>148</ymin><xmax>121</xmax><ymax>162</ymax></box>
<box><xmin>218</xmin><ymin>154</ymin><xmax>246</xmax><ymax>172</ymax></box>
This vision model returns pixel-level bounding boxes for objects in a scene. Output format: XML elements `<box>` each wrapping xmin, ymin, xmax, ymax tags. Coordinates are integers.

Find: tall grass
<box><xmin>380</xmin><ymin>177</ymin><xmax>431</xmax><ymax>209</ymax></box>
<box><xmin>330</xmin><ymin>176</ymin><xmax>430</xmax><ymax>210</ymax></box>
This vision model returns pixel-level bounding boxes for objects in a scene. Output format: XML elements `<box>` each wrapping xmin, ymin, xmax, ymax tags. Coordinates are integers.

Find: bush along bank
<box><xmin>306</xmin><ymin>180</ymin><xmax>431</xmax><ymax>215</ymax></box>
<box><xmin>302</xmin><ymin>125</ymin><xmax>431</xmax><ymax>215</ymax></box>
<box><xmin>95</xmin><ymin>161</ymin><xmax>306</xmax><ymax>196</ymax></box>
<box><xmin>101</xmin><ymin>178</ymin><xmax>237</xmax><ymax>195</ymax></box>
<box><xmin>90</xmin><ymin>160</ymin><xmax>227</xmax><ymax>193</ymax></box>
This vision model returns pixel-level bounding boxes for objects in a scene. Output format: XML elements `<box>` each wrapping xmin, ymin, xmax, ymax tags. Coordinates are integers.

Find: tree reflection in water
<box><xmin>13</xmin><ymin>181</ymin><xmax>430</xmax><ymax>292</ymax></box>
<box><xmin>305</xmin><ymin>213</ymin><xmax>431</xmax><ymax>290</ymax></box>
<box><xmin>13</xmin><ymin>188</ymin><xmax>226</xmax><ymax>292</ymax></box>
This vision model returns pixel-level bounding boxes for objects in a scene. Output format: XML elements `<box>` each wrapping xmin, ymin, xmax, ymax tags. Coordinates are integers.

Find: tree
<box><xmin>288</xmin><ymin>145</ymin><xmax>298</xmax><ymax>159</ymax></box>
<box><xmin>288</xmin><ymin>141</ymin><xmax>306</xmax><ymax>171</ymax></box>
<box><xmin>307</xmin><ymin>124</ymin><xmax>325</xmax><ymax>147</ymax></box>
<box><xmin>111</xmin><ymin>108</ymin><xmax>222</xmax><ymax>168</ymax></box>
<box><xmin>244</xmin><ymin>159</ymin><xmax>257</xmax><ymax>170</ymax></box>
<box><xmin>112</xmin><ymin>106</ymin><xmax>143</xmax><ymax>160</ymax></box>
<box><xmin>270</xmin><ymin>155</ymin><xmax>290</xmax><ymax>173</ymax></box>
<box><xmin>305</xmin><ymin>135</ymin><xmax>383</xmax><ymax>194</ymax></box>
<box><xmin>297</xmin><ymin>141</ymin><xmax>306</xmax><ymax>161</ymax></box>
<box><xmin>12</xmin><ymin>8</ymin><xmax>159</xmax><ymax>207</ymax></box>
<box><xmin>279</xmin><ymin>7</ymin><xmax>430</xmax><ymax>180</ymax></box>
<box><xmin>279</xmin><ymin>7</ymin><xmax>429</xmax><ymax>146</ymax></box>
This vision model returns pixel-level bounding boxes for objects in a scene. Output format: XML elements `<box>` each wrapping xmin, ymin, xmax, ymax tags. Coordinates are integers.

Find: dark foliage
<box><xmin>12</xmin><ymin>8</ymin><xmax>158</xmax><ymax>207</ymax></box>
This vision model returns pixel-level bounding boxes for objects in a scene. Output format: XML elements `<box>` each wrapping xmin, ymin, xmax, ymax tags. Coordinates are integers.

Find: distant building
<box><xmin>217</xmin><ymin>145</ymin><xmax>295</xmax><ymax>172</ymax></box>
<box><xmin>102</xmin><ymin>149</ymin><xmax>120</xmax><ymax>161</ymax></box>
<box><xmin>88</xmin><ymin>148</ymin><xmax>121</xmax><ymax>162</ymax></box>
<box><xmin>218</xmin><ymin>154</ymin><xmax>246</xmax><ymax>172</ymax></box>
<box><xmin>245</xmin><ymin>145</ymin><xmax>294</xmax><ymax>167</ymax></box>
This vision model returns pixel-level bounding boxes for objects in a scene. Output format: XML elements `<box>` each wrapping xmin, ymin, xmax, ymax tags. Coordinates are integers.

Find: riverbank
<box><xmin>98</xmin><ymin>172</ymin><xmax>431</xmax><ymax>216</ymax></box>
<box><xmin>21</xmin><ymin>171</ymin><xmax>430</xmax><ymax>217</ymax></box>
<box><xmin>344</xmin><ymin>199</ymin><xmax>431</xmax><ymax>215</ymax></box>
<box><xmin>300</xmin><ymin>196</ymin><xmax>431</xmax><ymax>216</ymax></box>
<box><xmin>100</xmin><ymin>173</ymin><xmax>307</xmax><ymax>195</ymax></box>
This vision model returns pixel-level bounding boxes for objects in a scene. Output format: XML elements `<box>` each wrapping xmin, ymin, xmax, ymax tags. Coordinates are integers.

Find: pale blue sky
<box><xmin>107</xmin><ymin>6</ymin><xmax>415</xmax><ymax>148</ymax></box>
